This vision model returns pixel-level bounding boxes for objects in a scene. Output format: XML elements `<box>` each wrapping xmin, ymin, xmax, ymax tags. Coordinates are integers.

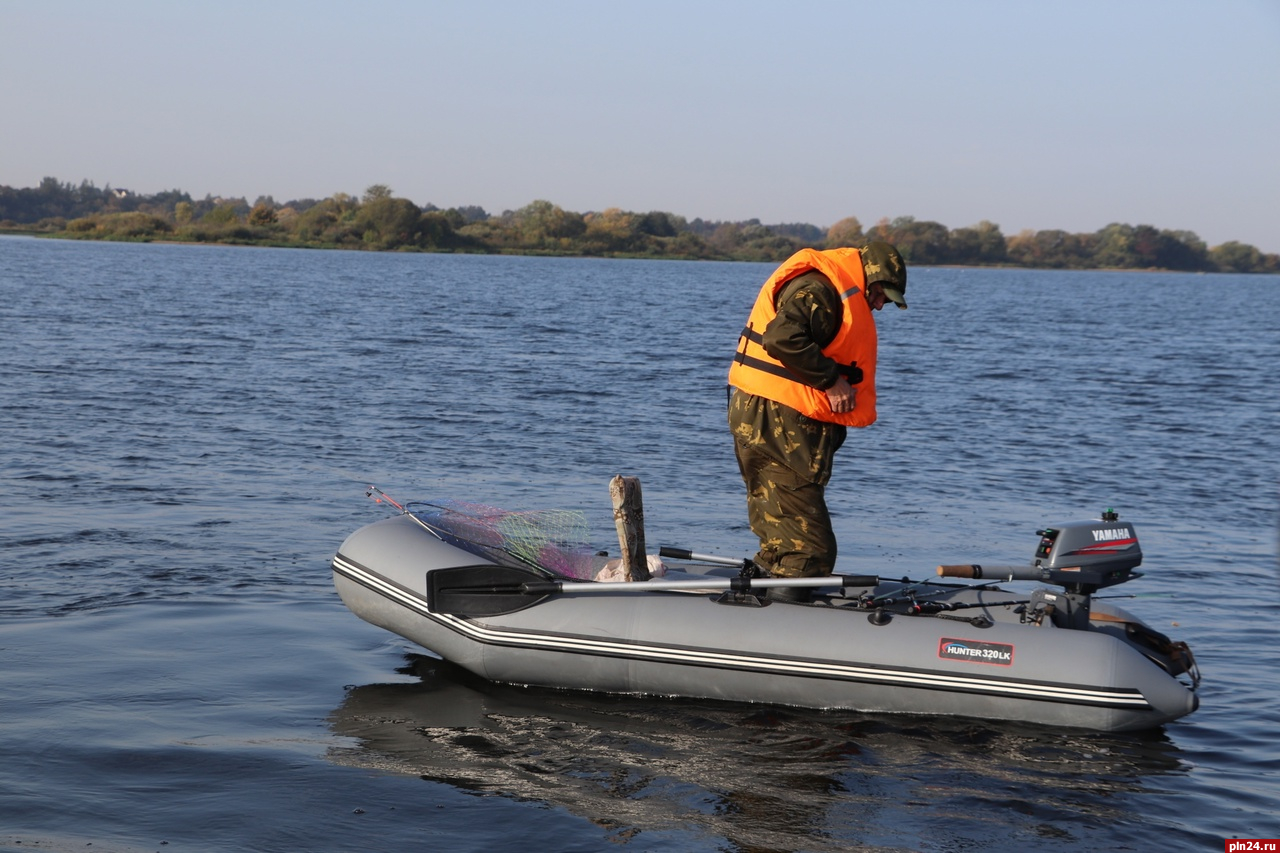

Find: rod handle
<box><xmin>937</xmin><ymin>563</ymin><xmax>1043</xmax><ymax>581</ymax></box>
<box><xmin>657</xmin><ymin>545</ymin><xmax>750</xmax><ymax>568</ymax></box>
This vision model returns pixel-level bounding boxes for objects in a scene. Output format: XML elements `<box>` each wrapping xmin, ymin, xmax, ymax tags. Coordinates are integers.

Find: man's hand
<box><xmin>825</xmin><ymin>376</ymin><xmax>857</xmax><ymax>414</ymax></box>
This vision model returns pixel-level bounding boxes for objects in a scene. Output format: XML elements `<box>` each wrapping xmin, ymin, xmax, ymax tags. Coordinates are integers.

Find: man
<box><xmin>727</xmin><ymin>242</ymin><xmax>907</xmax><ymax>600</ymax></box>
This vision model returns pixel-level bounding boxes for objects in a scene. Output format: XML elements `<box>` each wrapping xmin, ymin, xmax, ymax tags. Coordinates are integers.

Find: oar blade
<box><xmin>427</xmin><ymin>564</ymin><xmax>552</xmax><ymax>617</ymax></box>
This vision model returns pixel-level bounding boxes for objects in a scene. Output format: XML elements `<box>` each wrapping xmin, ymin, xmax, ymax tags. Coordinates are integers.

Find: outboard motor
<box><xmin>1032</xmin><ymin>508</ymin><xmax>1143</xmax><ymax>594</ymax></box>
<box><xmin>938</xmin><ymin>509</ymin><xmax>1144</xmax><ymax>631</ymax></box>
<box><xmin>1026</xmin><ymin>509</ymin><xmax>1142</xmax><ymax>630</ymax></box>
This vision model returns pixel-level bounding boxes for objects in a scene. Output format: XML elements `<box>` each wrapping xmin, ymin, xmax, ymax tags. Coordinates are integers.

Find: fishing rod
<box><xmin>368</xmin><ymin>487</ymin><xmax>459</xmax><ymax>547</ymax></box>
<box><xmin>366</xmin><ymin>485</ymin><xmax>405</xmax><ymax>512</ymax></box>
<box><xmin>662</xmin><ymin>545</ymin><xmax>1032</xmax><ymax>605</ymax></box>
<box><xmin>906</xmin><ymin>597</ymin><xmax>1030</xmax><ymax>615</ymax></box>
<box><xmin>867</xmin><ymin>579</ymin><xmax>999</xmax><ymax>605</ymax></box>
<box><xmin>660</xmin><ymin>545</ymin><xmax>884</xmax><ymax>587</ymax></box>
<box><xmin>865</xmin><ymin>571</ymin><xmax>1016</xmax><ymax>603</ymax></box>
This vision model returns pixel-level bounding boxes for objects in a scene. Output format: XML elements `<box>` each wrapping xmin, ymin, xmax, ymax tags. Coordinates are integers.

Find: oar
<box><xmin>426</xmin><ymin>562</ymin><xmax>879</xmax><ymax>618</ymax></box>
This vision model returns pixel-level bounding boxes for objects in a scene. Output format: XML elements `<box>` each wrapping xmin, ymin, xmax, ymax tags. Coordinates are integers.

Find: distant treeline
<box><xmin>2</xmin><ymin>177</ymin><xmax>1276</xmax><ymax>273</ymax></box>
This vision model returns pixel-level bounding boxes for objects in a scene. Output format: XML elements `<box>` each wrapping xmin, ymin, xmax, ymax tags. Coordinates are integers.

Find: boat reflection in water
<box><xmin>327</xmin><ymin>654</ymin><xmax>1190</xmax><ymax>851</ymax></box>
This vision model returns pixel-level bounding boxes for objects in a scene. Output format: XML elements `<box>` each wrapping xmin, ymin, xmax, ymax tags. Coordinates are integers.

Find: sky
<box><xmin>3</xmin><ymin>0</ymin><xmax>1278</xmax><ymax>252</ymax></box>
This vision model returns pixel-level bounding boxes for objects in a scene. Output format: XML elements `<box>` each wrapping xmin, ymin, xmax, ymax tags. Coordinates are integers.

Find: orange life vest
<box><xmin>728</xmin><ymin>248</ymin><xmax>878</xmax><ymax>427</ymax></box>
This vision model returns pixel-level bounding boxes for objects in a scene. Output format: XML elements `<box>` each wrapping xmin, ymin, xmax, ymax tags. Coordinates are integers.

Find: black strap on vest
<box><xmin>734</xmin><ymin>326</ymin><xmax>802</xmax><ymax>383</ymax></box>
<box><xmin>734</xmin><ymin>325</ymin><xmax>862</xmax><ymax>385</ymax></box>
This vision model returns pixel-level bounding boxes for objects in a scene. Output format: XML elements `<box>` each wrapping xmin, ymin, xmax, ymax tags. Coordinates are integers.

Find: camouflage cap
<box><xmin>861</xmin><ymin>241</ymin><xmax>908</xmax><ymax>309</ymax></box>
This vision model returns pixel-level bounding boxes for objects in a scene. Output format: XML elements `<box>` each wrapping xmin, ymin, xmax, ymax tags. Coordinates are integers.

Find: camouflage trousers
<box><xmin>728</xmin><ymin>390</ymin><xmax>845</xmax><ymax>577</ymax></box>
<box><xmin>732</xmin><ymin>437</ymin><xmax>838</xmax><ymax>578</ymax></box>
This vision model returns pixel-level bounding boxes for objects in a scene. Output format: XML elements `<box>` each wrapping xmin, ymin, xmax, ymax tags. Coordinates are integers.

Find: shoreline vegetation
<box><xmin>2</xmin><ymin>177</ymin><xmax>1276</xmax><ymax>273</ymax></box>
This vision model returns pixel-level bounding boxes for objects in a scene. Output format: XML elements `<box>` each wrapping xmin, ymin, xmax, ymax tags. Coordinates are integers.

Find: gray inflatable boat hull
<box><xmin>332</xmin><ymin>514</ymin><xmax>1198</xmax><ymax>732</ymax></box>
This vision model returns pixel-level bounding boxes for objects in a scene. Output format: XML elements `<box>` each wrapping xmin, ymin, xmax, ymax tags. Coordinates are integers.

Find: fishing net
<box><xmin>408</xmin><ymin>499</ymin><xmax>597</xmax><ymax>580</ymax></box>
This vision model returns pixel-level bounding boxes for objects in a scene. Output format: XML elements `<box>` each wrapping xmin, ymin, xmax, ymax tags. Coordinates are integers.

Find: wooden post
<box><xmin>609</xmin><ymin>475</ymin><xmax>650</xmax><ymax>582</ymax></box>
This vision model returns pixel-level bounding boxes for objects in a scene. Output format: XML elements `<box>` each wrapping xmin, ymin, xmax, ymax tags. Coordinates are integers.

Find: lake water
<box><xmin>2</xmin><ymin>236</ymin><xmax>1277</xmax><ymax>852</ymax></box>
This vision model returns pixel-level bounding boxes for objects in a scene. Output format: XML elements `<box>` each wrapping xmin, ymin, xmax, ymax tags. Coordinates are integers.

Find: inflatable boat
<box><xmin>331</xmin><ymin>496</ymin><xmax>1199</xmax><ymax>732</ymax></box>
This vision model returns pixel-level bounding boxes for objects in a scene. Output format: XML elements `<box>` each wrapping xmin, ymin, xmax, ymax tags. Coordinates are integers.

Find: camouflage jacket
<box><xmin>728</xmin><ymin>272</ymin><xmax>848</xmax><ymax>486</ymax></box>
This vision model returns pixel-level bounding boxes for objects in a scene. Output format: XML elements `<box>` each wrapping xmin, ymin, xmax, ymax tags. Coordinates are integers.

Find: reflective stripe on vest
<box><xmin>727</xmin><ymin>248</ymin><xmax>878</xmax><ymax>427</ymax></box>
